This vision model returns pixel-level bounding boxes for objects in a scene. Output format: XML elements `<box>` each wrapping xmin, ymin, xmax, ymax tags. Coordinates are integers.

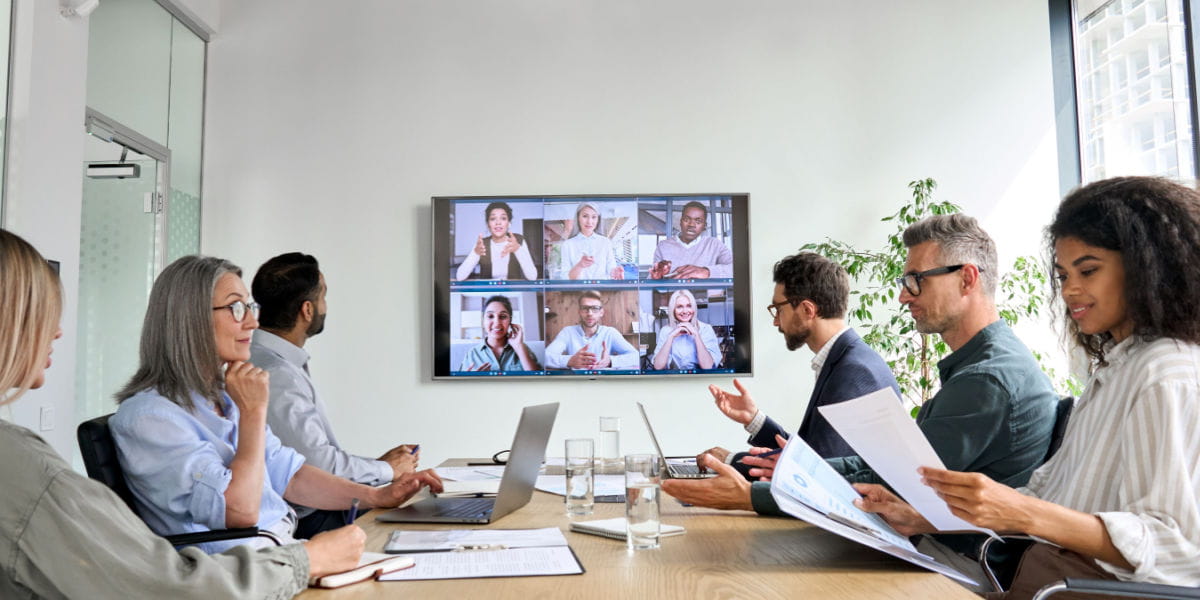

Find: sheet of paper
<box><xmin>818</xmin><ymin>387</ymin><xmax>998</xmax><ymax>538</ymax></box>
<box><xmin>534</xmin><ymin>474</ymin><xmax>625</xmax><ymax>497</ymax></box>
<box><xmin>378</xmin><ymin>546</ymin><xmax>582</xmax><ymax>580</ymax></box>
<box><xmin>769</xmin><ymin>436</ymin><xmax>976</xmax><ymax>585</ymax></box>
<box><xmin>435</xmin><ymin>466</ymin><xmax>507</xmax><ymax>481</ymax></box>
<box><xmin>385</xmin><ymin>527</ymin><xmax>567</xmax><ymax>553</ymax></box>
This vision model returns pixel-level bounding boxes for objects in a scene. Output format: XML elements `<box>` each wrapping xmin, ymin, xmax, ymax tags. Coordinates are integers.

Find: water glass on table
<box><xmin>598</xmin><ymin>416</ymin><xmax>620</xmax><ymax>474</ymax></box>
<box><xmin>624</xmin><ymin>453</ymin><xmax>661</xmax><ymax>550</ymax></box>
<box><xmin>564</xmin><ymin>438</ymin><xmax>595</xmax><ymax>516</ymax></box>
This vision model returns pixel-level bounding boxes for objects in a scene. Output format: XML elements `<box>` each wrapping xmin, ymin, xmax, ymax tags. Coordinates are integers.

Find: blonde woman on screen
<box><xmin>0</xmin><ymin>229</ymin><xmax>365</xmax><ymax>599</ymax></box>
<box><xmin>558</xmin><ymin>202</ymin><xmax>623</xmax><ymax>280</ymax></box>
<box><xmin>652</xmin><ymin>289</ymin><xmax>722</xmax><ymax>370</ymax></box>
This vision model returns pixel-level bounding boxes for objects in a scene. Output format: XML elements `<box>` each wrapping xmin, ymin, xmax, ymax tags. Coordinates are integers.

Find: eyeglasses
<box><xmin>579</xmin><ymin>305</ymin><xmax>604</xmax><ymax>313</ymax></box>
<box><xmin>766</xmin><ymin>299</ymin><xmax>797</xmax><ymax>319</ymax></box>
<box><xmin>212</xmin><ymin>300</ymin><xmax>261</xmax><ymax>323</ymax></box>
<box><xmin>895</xmin><ymin>265</ymin><xmax>976</xmax><ymax>296</ymax></box>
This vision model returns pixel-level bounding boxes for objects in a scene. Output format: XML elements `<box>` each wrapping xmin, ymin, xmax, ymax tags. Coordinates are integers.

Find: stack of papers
<box><xmin>568</xmin><ymin>517</ymin><xmax>685</xmax><ymax>541</ymax></box>
<box><xmin>379</xmin><ymin>528</ymin><xmax>583</xmax><ymax>581</ymax></box>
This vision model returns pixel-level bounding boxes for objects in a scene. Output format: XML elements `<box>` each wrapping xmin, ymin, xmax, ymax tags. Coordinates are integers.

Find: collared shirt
<box><xmin>110</xmin><ymin>389</ymin><xmax>306</xmax><ymax>554</ymax></box>
<box><xmin>1020</xmin><ymin>337</ymin><xmax>1200</xmax><ymax>585</ymax></box>
<box><xmin>543</xmin><ymin>324</ymin><xmax>640</xmax><ymax>369</ymax></box>
<box><xmin>654</xmin><ymin>321</ymin><xmax>722</xmax><ymax>370</ymax></box>
<box><xmin>458</xmin><ymin>342</ymin><xmax>539</xmax><ymax>371</ymax></box>
<box><xmin>652</xmin><ymin>235</ymin><xmax>733</xmax><ymax>279</ymax></box>
<box><xmin>250</xmin><ymin>331</ymin><xmax>393</xmax><ymax>506</ymax></box>
<box><xmin>0</xmin><ymin>420</ymin><xmax>308</xmax><ymax>599</ymax></box>
<box><xmin>557</xmin><ymin>233</ymin><xmax>618</xmax><ymax>280</ymax></box>
<box><xmin>744</xmin><ymin>326</ymin><xmax>851</xmax><ymax>438</ymax></box>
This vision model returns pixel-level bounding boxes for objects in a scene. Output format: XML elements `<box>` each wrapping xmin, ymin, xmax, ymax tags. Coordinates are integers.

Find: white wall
<box><xmin>202</xmin><ymin>0</ymin><xmax>1064</xmax><ymax>469</ymax></box>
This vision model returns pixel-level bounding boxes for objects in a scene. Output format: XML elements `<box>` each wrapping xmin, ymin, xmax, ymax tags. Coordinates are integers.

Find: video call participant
<box><xmin>544</xmin><ymin>290</ymin><xmax>639</xmax><ymax>370</ymax></box>
<box><xmin>250</xmin><ymin>252</ymin><xmax>421</xmax><ymax>538</ymax></box>
<box><xmin>455</xmin><ymin>201</ymin><xmax>538</xmax><ymax>281</ymax></box>
<box><xmin>664</xmin><ymin>215</ymin><xmax>1056</xmax><ymax>571</ymax></box>
<box><xmin>651</xmin><ymin>289</ymin><xmax>723</xmax><ymax>370</ymax></box>
<box><xmin>649</xmin><ymin>201</ymin><xmax>733</xmax><ymax>279</ymax></box>
<box><xmin>458</xmin><ymin>295</ymin><xmax>542</xmax><ymax>372</ymax></box>
<box><xmin>558</xmin><ymin>201</ymin><xmax>623</xmax><ymax>280</ymax></box>
<box><xmin>697</xmin><ymin>252</ymin><xmax>899</xmax><ymax>477</ymax></box>
<box><xmin>858</xmin><ymin>177</ymin><xmax>1200</xmax><ymax>598</ymax></box>
<box><xmin>0</xmin><ymin>230</ymin><xmax>363</xmax><ymax>599</ymax></box>
<box><xmin>110</xmin><ymin>255</ymin><xmax>442</xmax><ymax>554</ymax></box>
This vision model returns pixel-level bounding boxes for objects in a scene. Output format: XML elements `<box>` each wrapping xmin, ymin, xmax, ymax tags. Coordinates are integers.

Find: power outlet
<box><xmin>39</xmin><ymin>406</ymin><xmax>54</xmax><ymax>431</ymax></box>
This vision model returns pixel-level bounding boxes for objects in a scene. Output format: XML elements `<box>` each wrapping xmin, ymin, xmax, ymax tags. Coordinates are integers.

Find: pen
<box><xmin>744</xmin><ymin>447</ymin><xmax>783</xmax><ymax>459</ymax></box>
<box><xmin>410</xmin><ymin>445</ymin><xmax>420</xmax><ymax>454</ymax></box>
<box><xmin>346</xmin><ymin>498</ymin><xmax>359</xmax><ymax>525</ymax></box>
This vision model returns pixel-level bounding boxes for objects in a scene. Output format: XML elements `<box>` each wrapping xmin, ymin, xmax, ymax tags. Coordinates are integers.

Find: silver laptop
<box><xmin>375</xmin><ymin>402</ymin><xmax>558</xmax><ymax>524</ymax></box>
<box><xmin>637</xmin><ymin>402</ymin><xmax>716</xmax><ymax>479</ymax></box>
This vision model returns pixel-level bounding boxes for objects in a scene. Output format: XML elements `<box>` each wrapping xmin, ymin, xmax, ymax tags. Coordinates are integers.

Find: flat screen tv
<box><xmin>433</xmin><ymin>194</ymin><xmax>752</xmax><ymax>379</ymax></box>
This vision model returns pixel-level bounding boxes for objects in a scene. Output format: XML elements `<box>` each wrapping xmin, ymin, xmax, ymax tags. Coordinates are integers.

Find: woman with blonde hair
<box><xmin>652</xmin><ymin>289</ymin><xmax>722</xmax><ymax>370</ymax></box>
<box><xmin>558</xmin><ymin>201</ymin><xmax>623</xmax><ymax>280</ymax></box>
<box><xmin>0</xmin><ymin>229</ymin><xmax>364</xmax><ymax>599</ymax></box>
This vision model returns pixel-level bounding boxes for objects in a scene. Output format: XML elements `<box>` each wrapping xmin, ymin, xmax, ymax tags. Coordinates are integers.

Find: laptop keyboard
<box><xmin>670</xmin><ymin>464</ymin><xmax>702</xmax><ymax>475</ymax></box>
<box><xmin>435</xmin><ymin>497</ymin><xmax>495</xmax><ymax>518</ymax></box>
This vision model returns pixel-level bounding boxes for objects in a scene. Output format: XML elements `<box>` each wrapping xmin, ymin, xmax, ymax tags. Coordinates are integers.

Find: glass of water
<box><xmin>564</xmin><ymin>438</ymin><xmax>594</xmax><ymax>516</ymax></box>
<box><xmin>624</xmin><ymin>453</ymin><xmax>661</xmax><ymax>550</ymax></box>
<box><xmin>598</xmin><ymin>417</ymin><xmax>620</xmax><ymax>474</ymax></box>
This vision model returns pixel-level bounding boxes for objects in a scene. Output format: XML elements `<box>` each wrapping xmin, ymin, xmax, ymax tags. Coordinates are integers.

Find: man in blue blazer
<box><xmin>697</xmin><ymin>252</ymin><xmax>899</xmax><ymax>477</ymax></box>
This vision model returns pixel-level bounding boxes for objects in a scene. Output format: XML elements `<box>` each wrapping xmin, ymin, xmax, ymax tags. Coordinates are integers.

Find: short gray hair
<box><xmin>902</xmin><ymin>214</ymin><xmax>998</xmax><ymax>297</ymax></box>
<box><xmin>116</xmin><ymin>255</ymin><xmax>242</xmax><ymax>410</ymax></box>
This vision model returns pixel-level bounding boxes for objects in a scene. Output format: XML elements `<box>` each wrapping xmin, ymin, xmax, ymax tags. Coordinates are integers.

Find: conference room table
<box><xmin>298</xmin><ymin>460</ymin><xmax>979</xmax><ymax>599</ymax></box>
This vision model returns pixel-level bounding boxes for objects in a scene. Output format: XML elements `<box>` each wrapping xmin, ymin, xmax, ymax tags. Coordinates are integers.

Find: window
<box><xmin>1049</xmin><ymin>0</ymin><xmax>1199</xmax><ymax>189</ymax></box>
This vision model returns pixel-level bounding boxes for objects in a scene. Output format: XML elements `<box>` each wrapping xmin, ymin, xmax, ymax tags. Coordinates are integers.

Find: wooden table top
<box><xmin>299</xmin><ymin>461</ymin><xmax>978</xmax><ymax>600</ymax></box>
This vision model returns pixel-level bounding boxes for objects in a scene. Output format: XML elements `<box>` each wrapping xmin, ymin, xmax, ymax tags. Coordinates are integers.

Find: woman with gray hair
<box><xmin>110</xmin><ymin>255</ymin><xmax>442</xmax><ymax>554</ymax></box>
<box><xmin>0</xmin><ymin>230</ymin><xmax>364</xmax><ymax>598</ymax></box>
<box><xmin>651</xmin><ymin>289</ymin><xmax>722</xmax><ymax>370</ymax></box>
<box><xmin>558</xmin><ymin>201</ymin><xmax>623</xmax><ymax>279</ymax></box>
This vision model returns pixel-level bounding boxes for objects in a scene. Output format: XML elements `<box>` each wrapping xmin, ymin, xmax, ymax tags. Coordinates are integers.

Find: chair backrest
<box><xmin>1044</xmin><ymin>396</ymin><xmax>1075</xmax><ymax>463</ymax></box>
<box><xmin>77</xmin><ymin>414</ymin><xmax>140</xmax><ymax>514</ymax></box>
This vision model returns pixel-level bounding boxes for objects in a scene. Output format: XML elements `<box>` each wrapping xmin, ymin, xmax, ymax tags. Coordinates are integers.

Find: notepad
<box><xmin>379</xmin><ymin>528</ymin><xmax>584</xmax><ymax>580</ymax></box>
<box><xmin>568</xmin><ymin>517</ymin><xmax>685</xmax><ymax>541</ymax></box>
<box><xmin>308</xmin><ymin>552</ymin><xmax>415</xmax><ymax>589</ymax></box>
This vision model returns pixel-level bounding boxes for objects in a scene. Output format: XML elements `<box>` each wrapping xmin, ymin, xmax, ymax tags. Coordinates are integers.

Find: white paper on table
<box><xmin>378</xmin><ymin>546</ymin><xmax>582</xmax><ymax>580</ymax></box>
<box><xmin>534</xmin><ymin>474</ymin><xmax>625</xmax><ymax>497</ymax></box>
<box><xmin>769</xmin><ymin>435</ymin><xmax>977</xmax><ymax>586</ymax></box>
<box><xmin>435</xmin><ymin>466</ymin><xmax>506</xmax><ymax>481</ymax></box>
<box><xmin>385</xmin><ymin>527</ymin><xmax>567</xmax><ymax>553</ymax></box>
<box><xmin>818</xmin><ymin>387</ymin><xmax>999</xmax><ymax>538</ymax></box>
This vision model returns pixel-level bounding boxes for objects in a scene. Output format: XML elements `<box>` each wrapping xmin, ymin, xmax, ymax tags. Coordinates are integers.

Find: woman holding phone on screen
<box><xmin>455</xmin><ymin>201</ymin><xmax>538</xmax><ymax>281</ymax></box>
<box><xmin>458</xmin><ymin>295</ymin><xmax>541</xmax><ymax>372</ymax></box>
<box><xmin>0</xmin><ymin>230</ymin><xmax>369</xmax><ymax>599</ymax></box>
<box><xmin>652</xmin><ymin>289</ymin><xmax>722</xmax><ymax>370</ymax></box>
<box><xmin>558</xmin><ymin>202</ymin><xmax>623</xmax><ymax>280</ymax></box>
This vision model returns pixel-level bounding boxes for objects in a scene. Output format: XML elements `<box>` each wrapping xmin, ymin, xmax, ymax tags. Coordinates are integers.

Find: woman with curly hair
<box><xmin>855</xmin><ymin>176</ymin><xmax>1200</xmax><ymax>598</ymax></box>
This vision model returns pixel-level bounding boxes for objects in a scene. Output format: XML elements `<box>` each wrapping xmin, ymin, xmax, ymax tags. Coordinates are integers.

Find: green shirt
<box><xmin>753</xmin><ymin>320</ymin><xmax>1058</xmax><ymax>518</ymax></box>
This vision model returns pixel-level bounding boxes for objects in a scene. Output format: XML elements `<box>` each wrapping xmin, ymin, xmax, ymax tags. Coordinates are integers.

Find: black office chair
<box><xmin>976</xmin><ymin>398</ymin><xmax>1199</xmax><ymax>600</ymax></box>
<box><xmin>77</xmin><ymin>414</ymin><xmax>281</xmax><ymax>548</ymax></box>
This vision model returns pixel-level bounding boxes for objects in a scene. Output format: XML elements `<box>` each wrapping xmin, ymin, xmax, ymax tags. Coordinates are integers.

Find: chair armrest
<box><xmin>165</xmin><ymin>527</ymin><xmax>283</xmax><ymax>547</ymax></box>
<box><xmin>978</xmin><ymin>534</ymin><xmax>1037</xmax><ymax>591</ymax></box>
<box><xmin>1034</xmin><ymin>578</ymin><xmax>1200</xmax><ymax>600</ymax></box>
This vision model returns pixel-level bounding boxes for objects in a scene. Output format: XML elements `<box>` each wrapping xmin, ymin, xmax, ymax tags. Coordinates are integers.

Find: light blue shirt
<box><xmin>654</xmin><ymin>321</ymin><xmax>722</xmax><ymax>370</ymax></box>
<box><xmin>543</xmin><ymin>324</ymin><xmax>639</xmax><ymax>369</ymax></box>
<box><xmin>110</xmin><ymin>388</ymin><xmax>306</xmax><ymax>554</ymax></box>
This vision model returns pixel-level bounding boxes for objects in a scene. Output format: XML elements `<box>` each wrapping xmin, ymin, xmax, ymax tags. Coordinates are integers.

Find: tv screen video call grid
<box><xmin>433</xmin><ymin>194</ymin><xmax>752</xmax><ymax>378</ymax></box>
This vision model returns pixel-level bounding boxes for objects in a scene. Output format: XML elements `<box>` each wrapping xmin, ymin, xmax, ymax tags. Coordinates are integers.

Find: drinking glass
<box><xmin>625</xmin><ymin>454</ymin><xmax>661</xmax><ymax>550</ymax></box>
<box><xmin>598</xmin><ymin>417</ymin><xmax>620</xmax><ymax>474</ymax></box>
<box><xmin>564</xmin><ymin>438</ymin><xmax>595</xmax><ymax>516</ymax></box>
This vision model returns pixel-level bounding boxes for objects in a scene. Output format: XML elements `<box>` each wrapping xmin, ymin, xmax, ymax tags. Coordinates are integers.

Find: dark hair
<box><xmin>252</xmin><ymin>252</ymin><xmax>321</xmax><ymax>330</ymax></box>
<box><xmin>772</xmin><ymin>252</ymin><xmax>849</xmax><ymax>319</ymax></box>
<box><xmin>1048</xmin><ymin>176</ymin><xmax>1200</xmax><ymax>362</ymax></box>
<box><xmin>681</xmin><ymin>201</ymin><xmax>708</xmax><ymax>218</ymax></box>
<box><xmin>483</xmin><ymin>295</ymin><xmax>513</xmax><ymax>314</ymax></box>
<box><xmin>485</xmin><ymin>202</ymin><xmax>513</xmax><ymax>223</ymax></box>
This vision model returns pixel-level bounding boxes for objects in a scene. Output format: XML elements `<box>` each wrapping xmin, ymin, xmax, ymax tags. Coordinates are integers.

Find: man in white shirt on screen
<box><xmin>250</xmin><ymin>252</ymin><xmax>420</xmax><ymax>538</ymax></box>
<box><xmin>544</xmin><ymin>290</ymin><xmax>640</xmax><ymax>370</ymax></box>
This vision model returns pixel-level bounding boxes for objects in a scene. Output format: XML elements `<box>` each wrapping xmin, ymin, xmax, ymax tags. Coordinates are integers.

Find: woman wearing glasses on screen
<box><xmin>455</xmin><ymin>201</ymin><xmax>538</xmax><ymax>281</ymax></box>
<box><xmin>856</xmin><ymin>177</ymin><xmax>1200</xmax><ymax>598</ymax></box>
<box><xmin>107</xmin><ymin>255</ymin><xmax>441</xmax><ymax>556</ymax></box>
<box><xmin>651</xmin><ymin>289</ymin><xmax>722</xmax><ymax>370</ymax></box>
<box><xmin>558</xmin><ymin>201</ymin><xmax>624</xmax><ymax>280</ymax></box>
<box><xmin>0</xmin><ymin>231</ymin><xmax>377</xmax><ymax>599</ymax></box>
<box><xmin>458</xmin><ymin>295</ymin><xmax>541</xmax><ymax>372</ymax></box>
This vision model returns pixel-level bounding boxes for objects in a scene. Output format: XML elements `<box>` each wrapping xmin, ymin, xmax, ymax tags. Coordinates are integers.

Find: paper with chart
<box><xmin>769</xmin><ymin>435</ymin><xmax>976</xmax><ymax>585</ymax></box>
<box><xmin>818</xmin><ymin>387</ymin><xmax>998</xmax><ymax>539</ymax></box>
